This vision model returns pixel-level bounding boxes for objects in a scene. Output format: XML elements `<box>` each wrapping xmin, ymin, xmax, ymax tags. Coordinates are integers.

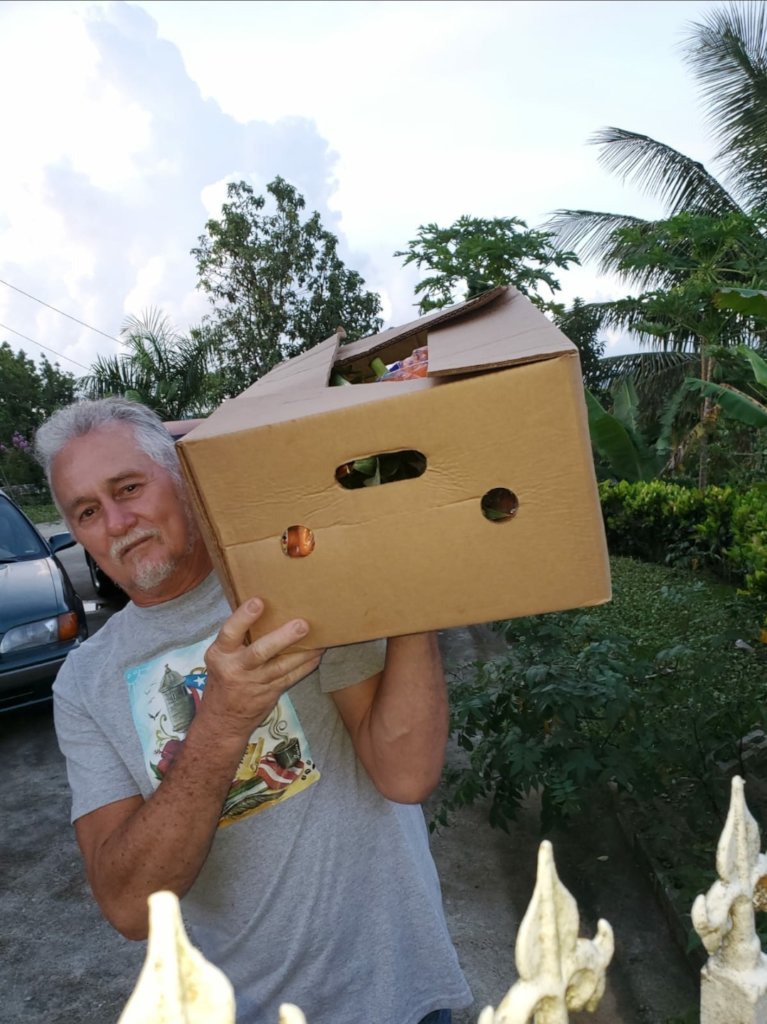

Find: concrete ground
<box><xmin>0</xmin><ymin>527</ymin><xmax>700</xmax><ymax>1023</ymax></box>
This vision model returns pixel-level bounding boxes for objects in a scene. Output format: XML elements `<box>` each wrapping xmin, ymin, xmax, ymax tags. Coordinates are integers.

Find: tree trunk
<box><xmin>699</xmin><ymin>348</ymin><xmax>712</xmax><ymax>489</ymax></box>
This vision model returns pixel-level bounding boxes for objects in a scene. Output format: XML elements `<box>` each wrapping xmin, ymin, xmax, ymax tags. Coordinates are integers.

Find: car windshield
<box><xmin>0</xmin><ymin>497</ymin><xmax>48</xmax><ymax>562</ymax></box>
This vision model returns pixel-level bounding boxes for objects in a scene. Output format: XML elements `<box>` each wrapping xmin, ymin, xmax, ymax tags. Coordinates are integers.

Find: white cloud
<box><xmin>0</xmin><ymin>0</ymin><xmax>726</xmax><ymax>378</ymax></box>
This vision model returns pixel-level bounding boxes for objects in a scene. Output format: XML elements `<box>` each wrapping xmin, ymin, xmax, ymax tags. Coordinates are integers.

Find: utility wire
<box><xmin>0</xmin><ymin>277</ymin><xmax>121</xmax><ymax>343</ymax></box>
<box><xmin>0</xmin><ymin>321</ymin><xmax>91</xmax><ymax>371</ymax></box>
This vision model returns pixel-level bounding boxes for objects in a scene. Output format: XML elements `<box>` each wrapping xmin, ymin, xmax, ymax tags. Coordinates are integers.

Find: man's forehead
<box><xmin>53</xmin><ymin>424</ymin><xmax>158</xmax><ymax>494</ymax></box>
<box><xmin>62</xmin><ymin>422</ymin><xmax>142</xmax><ymax>459</ymax></box>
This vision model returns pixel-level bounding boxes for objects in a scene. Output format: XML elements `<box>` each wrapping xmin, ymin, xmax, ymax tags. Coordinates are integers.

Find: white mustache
<box><xmin>111</xmin><ymin>528</ymin><xmax>161</xmax><ymax>562</ymax></box>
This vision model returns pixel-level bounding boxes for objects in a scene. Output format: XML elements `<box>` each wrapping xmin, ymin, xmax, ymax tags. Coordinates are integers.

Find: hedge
<box><xmin>598</xmin><ymin>479</ymin><xmax>767</xmax><ymax>602</ymax></box>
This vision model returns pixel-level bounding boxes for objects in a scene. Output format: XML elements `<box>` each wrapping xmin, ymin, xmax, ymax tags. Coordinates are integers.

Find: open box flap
<box><xmin>179</xmin><ymin>284</ymin><xmax>577</xmax><ymax>442</ymax></box>
<box><xmin>238</xmin><ymin>331</ymin><xmax>343</xmax><ymax>395</ymax></box>
<box><xmin>426</xmin><ymin>286</ymin><xmax>576</xmax><ymax>376</ymax></box>
<box><xmin>336</xmin><ymin>285</ymin><xmax>575</xmax><ymax>379</ymax></box>
<box><xmin>334</xmin><ymin>284</ymin><xmax>506</xmax><ymax>368</ymax></box>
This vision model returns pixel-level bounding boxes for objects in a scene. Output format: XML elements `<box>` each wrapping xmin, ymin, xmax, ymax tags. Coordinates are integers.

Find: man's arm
<box><xmin>331</xmin><ymin>632</ymin><xmax>448</xmax><ymax>804</ymax></box>
<box><xmin>74</xmin><ymin>598</ymin><xmax>322</xmax><ymax>941</ymax></box>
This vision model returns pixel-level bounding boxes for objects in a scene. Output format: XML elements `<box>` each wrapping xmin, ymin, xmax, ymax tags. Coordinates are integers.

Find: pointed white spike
<box><xmin>482</xmin><ymin>840</ymin><xmax>613</xmax><ymax>1024</ymax></box>
<box><xmin>118</xmin><ymin>891</ymin><xmax>236</xmax><ymax>1024</ymax></box>
<box><xmin>692</xmin><ymin>776</ymin><xmax>767</xmax><ymax>1023</ymax></box>
<box><xmin>278</xmin><ymin>1005</ymin><xmax>307</xmax><ymax>1024</ymax></box>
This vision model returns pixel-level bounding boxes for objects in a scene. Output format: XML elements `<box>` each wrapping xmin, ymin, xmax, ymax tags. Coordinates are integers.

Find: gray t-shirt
<box><xmin>53</xmin><ymin>573</ymin><xmax>472</xmax><ymax>1024</ymax></box>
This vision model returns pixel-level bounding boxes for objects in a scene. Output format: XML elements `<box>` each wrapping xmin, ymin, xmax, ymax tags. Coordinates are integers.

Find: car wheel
<box><xmin>86</xmin><ymin>553</ymin><xmax>124</xmax><ymax>602</ymax></box>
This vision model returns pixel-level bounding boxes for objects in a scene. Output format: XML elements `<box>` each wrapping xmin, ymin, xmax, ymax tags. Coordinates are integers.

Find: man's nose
<box><xmin>102</xmin><ymin>500</ymin><xmax>137</xmax><ymax>535</ymax></box>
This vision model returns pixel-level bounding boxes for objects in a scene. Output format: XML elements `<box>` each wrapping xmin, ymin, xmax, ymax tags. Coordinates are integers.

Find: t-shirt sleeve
<box><xmin>317</xmin><ymin>638</ymin><xmax>387</xmax><ymax>694</ymax></box>
<box><xmin>53</xmin><ymin>659</ymin><xmax>141</xmax><ymax>824</ymax></box>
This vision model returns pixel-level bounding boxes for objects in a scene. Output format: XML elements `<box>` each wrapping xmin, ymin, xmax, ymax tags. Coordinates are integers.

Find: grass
<box><xmin>18</xmin><ymin>502</ymin><xmax>60</xmax><ymax>525</ymax></box>
<box><xmin>583</xmin><ymin>554</ymin><xmax>763</xmax><ymax>680</ymax></box>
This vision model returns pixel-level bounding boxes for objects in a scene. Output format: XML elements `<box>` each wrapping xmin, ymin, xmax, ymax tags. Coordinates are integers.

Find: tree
<box><xmin>683</xmin><ymin>290</ymin><xmax>767</xmax><ymax>432</ymax></box>
<box><xmin>586</xmin><ymin>210</ymin><xmax>767</xmax><ymax>483</ymax></box>
<box><xmin>80</xmin><ymin>309</ymin><xmax>218</xmax><ymax>420</ymax></box>
<box><xmin>0</xmin><ymin>342</ymin><xmax>76</xmax><ymax>489</ymax></box>
<box><xmin>544</xmin><ymin>2</ymin><xmax>765</xmax><ymax>327</ymax></box>
<box><xmin>686</xmin><ymin>344</ymin><xmax>767</xmax><ymax>427</ymax></box>
<box><xmin>191</xmin><ymin>178</ymin><xmax>383</xmax><ymax>393</ymax></box>
<box><xmin>551</xmin><ymin>298</ymin><xmax>607</xmax><ymax>393</ymax></box>
<box><xmin>545</xmin><ymin>4</ymin><xmax>767</xmax><ymax>461</ymax></box>
<box><xmin>547</xmin><ymin>4</ymin><xmax>767</xmax><ymax>256</ymax></box>
<box><xmin>394</xmin><ymin>215</ymin><xmax>578</xmax><ymax>314</ymax></box>
<box><xmin>585</xmin><ymin>376</ymin><xmax>683</xmax><ymax>483</ymax></box>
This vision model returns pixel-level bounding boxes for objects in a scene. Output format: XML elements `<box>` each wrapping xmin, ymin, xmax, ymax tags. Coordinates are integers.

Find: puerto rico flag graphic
<box><xmin>124</xmin><ymin>633</ymin><xmax>320</xmax><ymax>827</ymax></box>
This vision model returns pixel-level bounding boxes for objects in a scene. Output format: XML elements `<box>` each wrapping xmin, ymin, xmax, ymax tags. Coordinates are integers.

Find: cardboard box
<box><xmin>177</xmin><ymin>285</ymin><xmax>611</xmax><ymax>648</ymax></box>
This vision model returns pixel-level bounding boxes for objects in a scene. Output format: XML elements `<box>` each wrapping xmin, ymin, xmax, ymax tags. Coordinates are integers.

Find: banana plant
<box><xmin>585</xmin><ymin>377</ymin><xmax>673</xmax><ymax>482</ymax></box>
<box><xmin>680</xmin><ymin>288</ymin><xmax>767</xmax><ymax>429</ymax></box>
<box><xmin>684</xmin><ymin>345</ymin><xmax>767</xmax><ymax>429</ymax></box>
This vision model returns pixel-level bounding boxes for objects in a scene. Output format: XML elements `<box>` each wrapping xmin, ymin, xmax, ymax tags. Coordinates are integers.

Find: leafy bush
<box><xmin>437</xmin><ymin>557</ymin><xmax>766</xmax><ymax>837</ymax></box>
<box><xmin>0</xmin><ymin>431</ymin><xmax>45</xmax><ymax>491</ymax></box>
<box><xmin>437</xmin><ymin>556</ymin><xmax>767</xmax><ymax>954</ymax></box>
<box><xmin>599</xmin><ymin>479</ymin><xmax>767</xmax><ymax>601</ymax></box>
<box><xmin>729</xmin><ymin>485</ymin><xmax>767</xmax><ymax>601</ymax></box>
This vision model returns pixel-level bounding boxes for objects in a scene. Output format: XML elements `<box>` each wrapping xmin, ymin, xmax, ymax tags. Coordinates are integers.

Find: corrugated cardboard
<box><xmin>177</xmin><ymin>285</ymin><xmax>611</xmax><ymax>648</ymax></box>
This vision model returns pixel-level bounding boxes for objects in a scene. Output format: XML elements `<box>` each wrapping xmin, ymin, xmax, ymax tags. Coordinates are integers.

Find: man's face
<box><xmin>51</xmin><ymin>422</ymin><xmax>211</xmax><ymax>606</ymax></box>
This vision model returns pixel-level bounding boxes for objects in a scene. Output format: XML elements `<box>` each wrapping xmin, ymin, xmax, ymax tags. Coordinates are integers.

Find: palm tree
<box><xmin>547</xmin><ymin>2</ymin><xmax>767</xmax><ymax>484</ymax></box>
<box><xmin>550</xmin><ymin>4</ymin><xmax>767</xmax><ymax>249</ymax></box>
<box><xmin>81</xmin><ymin>309</ymin><xmax>219</xmax><ymax>420</ymax></box>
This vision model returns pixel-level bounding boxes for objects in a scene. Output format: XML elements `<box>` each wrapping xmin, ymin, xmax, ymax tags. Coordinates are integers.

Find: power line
<box><xmin>0</xmin><ymin>321</ymin><xmax>91</xmax><ymax>371</ymax></box>
<box><xmin>0</xmin><ymin>277</ymin><xmax>121</xmax><ymax>343</ymax></box>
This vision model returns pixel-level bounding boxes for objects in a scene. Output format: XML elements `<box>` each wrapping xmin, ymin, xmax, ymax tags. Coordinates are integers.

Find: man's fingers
<box><xmin>212</xmin><ymin>599</ymin><xmax>313</xmax><ymax>672</ymax></box>
<box><xmin>214</xmin><ymin>598</ymin><xmax>266</xmax><ymax>653</ymax></box>
<box><xmin>246</xmin><ymin>646</ymin><xmax>324</xmax><ymax>688</ymax></box>
<box><xmin>245</xmin><ymin>617</ymin><xmax>311</xmax><ymax>666</ymax></box>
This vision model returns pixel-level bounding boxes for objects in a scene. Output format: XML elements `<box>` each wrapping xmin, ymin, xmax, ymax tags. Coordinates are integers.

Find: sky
<box><xmin>0</xmin><ymin>0</ymin><xmax>728</xmax><ymax>380</ymax></box>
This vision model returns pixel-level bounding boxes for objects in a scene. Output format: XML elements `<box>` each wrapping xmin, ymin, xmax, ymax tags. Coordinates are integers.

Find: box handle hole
<box><xmin>335</xmin><ymin>450</ymin><xmax>427</xmax><ymax>489</ymax></box>
<box><xmin>281</xmin><ymin>526</ymin><xmax>315</xmax><ymax>558</ymax></box>
<box><xmin>481</xmin><ymin>488</ymin><xmax>518</xmax><ymax>522</ymax></box>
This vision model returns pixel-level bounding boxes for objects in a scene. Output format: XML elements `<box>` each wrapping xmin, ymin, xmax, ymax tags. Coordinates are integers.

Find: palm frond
<box><xmin>599</xmin><ymin>350</ymin><xmax>697</xmax><ymax>385</ymax></box>
<box><xmin>121</xmin><ymin>307</ymin><xmax>176</xmax><ymax>345</ymax></box>
<box><xmin>593</xmin><ymin>299</ymin><xmax>694</xmax><ymax>350</ymax></box>
<box><xmin>590</xmin><ymin>127</ymin><xmax>744</xmax><ymax>216</ymax></box>
<box><xmin>683</xmin><ymin>3</ymin><xmax>767</xmax><ymax>209</ymax></box>
<box><xmin>544</xmin><ymin>210</ymin><xmax>646</xmax><ymax>265</ymax></box>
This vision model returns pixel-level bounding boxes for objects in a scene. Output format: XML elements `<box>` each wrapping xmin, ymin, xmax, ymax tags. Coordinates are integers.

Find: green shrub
<box><xmin>598</xmin><ymin>479</ymin><xmax>767</xmax><ymax>603</ymax></box>
<box><xmin>438</xmin><ymin>559</ymin><xmax>765</xmax><ymax>832</ymax></box>
<box><xmin>729</xmin><ymin>485</ymin><xmax>767</xmax><ymax>601</ymax></box>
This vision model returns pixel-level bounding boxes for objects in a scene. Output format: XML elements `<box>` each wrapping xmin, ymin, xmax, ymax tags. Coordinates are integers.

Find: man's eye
<box><xmin>80</xmin><ymin>508</ymin><xmax>95</xmax><ymax>521</ymax></box>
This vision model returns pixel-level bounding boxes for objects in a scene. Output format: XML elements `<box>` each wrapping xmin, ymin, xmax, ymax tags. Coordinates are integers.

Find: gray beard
<box><xmin>127</xmin><ymin>498</ymin><xmax>199</xmax><ymax>594</ymax></box>
<box><xmin>132</xmin><ymin>555</ymin><xmax>180</xmax><ymax>592</ymax></box>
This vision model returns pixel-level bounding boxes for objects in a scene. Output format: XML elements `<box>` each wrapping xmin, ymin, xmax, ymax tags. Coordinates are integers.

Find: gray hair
<box><xmin>35</xmin><ymin>398</ymin><xmax>184</xmax><ymax>503</ymax></box>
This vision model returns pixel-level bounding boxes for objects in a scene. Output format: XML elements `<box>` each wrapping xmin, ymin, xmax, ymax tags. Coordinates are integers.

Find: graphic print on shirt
<box><xmin>125</xmin><ymin>633</ymin><xmax>320</xmax><ymax>827</ymax></box>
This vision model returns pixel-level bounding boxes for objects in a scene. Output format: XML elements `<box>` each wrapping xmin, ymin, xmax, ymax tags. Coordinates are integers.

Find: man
<box><xmin>35</xmin><ymin>397</ymin><xmax>472</xmax><ymax>1024</ymax></box>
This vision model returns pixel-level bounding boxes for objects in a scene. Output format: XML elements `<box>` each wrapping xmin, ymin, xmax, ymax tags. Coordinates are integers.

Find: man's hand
<box><xmin>200</xmin><ymin>598</ymin><xmax>324</xmax><ymax>741</ymax></box>
<box><xmin>74</xmin><ymin>598</ymin><xmax>323</xmax><ymax>940</ymax></box>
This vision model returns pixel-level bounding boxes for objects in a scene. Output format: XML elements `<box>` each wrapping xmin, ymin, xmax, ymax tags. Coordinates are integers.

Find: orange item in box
<box><xmin>381</xmin><ymin>346</ymin><xmax>429</xmax><ymax>381</ymax></box>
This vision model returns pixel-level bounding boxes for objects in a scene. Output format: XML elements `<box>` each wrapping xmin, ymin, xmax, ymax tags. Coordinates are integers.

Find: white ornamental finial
<box><xmin>278</xmin><ymin>1005</ymin><xmax>307</xmax><ymax>1024</ymax></box>
<box><xmin>692</xmin><ymin>775</ymin><xmax>767</xmax><ymax>970</ymax></box>
<box><xmin>118</xmin><ymin>891</ymin><xmax>236</xmax><ymax>1024</ymax></box>
<box><xmin>691</xmin><ymin>776</ymin><xmax>767</xmax><ymax>1023</ymax></box>
<box><xmin>478</xmin><ymin>839</ymin><xmax>614</xmax><ymax>1024</ymax></box>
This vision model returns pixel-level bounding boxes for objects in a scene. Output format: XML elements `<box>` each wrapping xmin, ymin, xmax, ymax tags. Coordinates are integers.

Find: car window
<box><xmin>0</xmin><ymin>498</ymin><xmax>48</xmax><ymax>561</ymax></box>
